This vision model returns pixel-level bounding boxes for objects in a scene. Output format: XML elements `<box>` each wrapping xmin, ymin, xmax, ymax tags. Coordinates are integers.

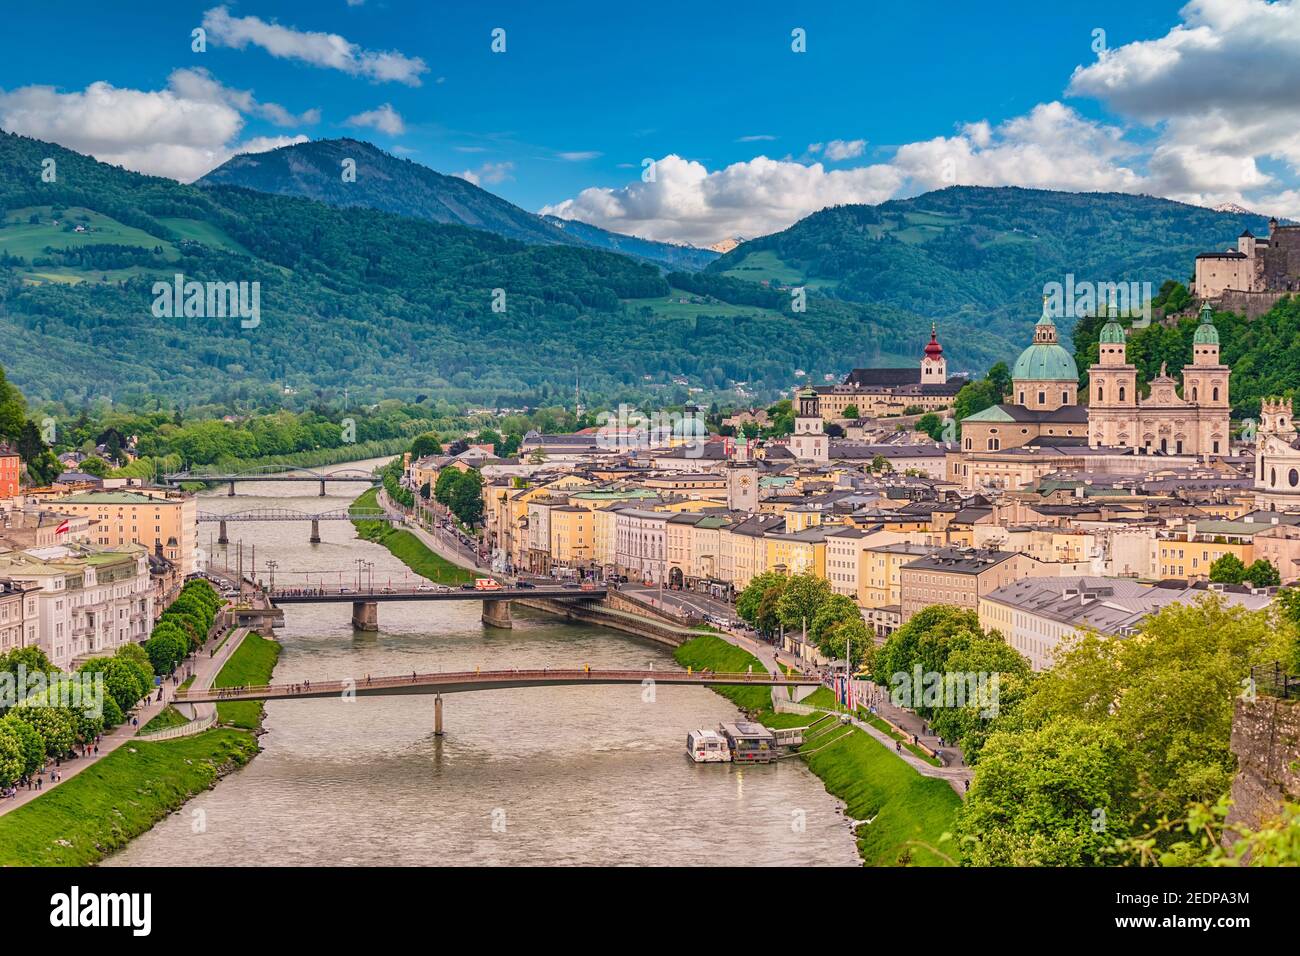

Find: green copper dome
<box><xmin>1193</xmin><ymin>302</ymin><xmax>1219</xmax><ymax>345</ymax></box>
<box><xmin>1099</xmin><ymin>321</ymin><xmax>1126</xmax><ymax>344</ymax></box>
<box><xmin>1012</xmin><ymin>298</ymin><xmax>1079</xmax><ymax>382</ymax></box>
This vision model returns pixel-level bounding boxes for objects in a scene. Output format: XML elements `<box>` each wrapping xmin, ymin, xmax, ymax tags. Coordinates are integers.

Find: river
<box><xmin>107</xmin><ymin>457</ymin><xmax>859</xmax><ymax>866</ymax></box>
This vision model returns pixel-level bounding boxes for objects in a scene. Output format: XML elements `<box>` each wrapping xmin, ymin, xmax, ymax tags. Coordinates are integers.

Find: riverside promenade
<box><xmin>0</xmin><ymin>627</ymin><xmax>249</xmax><ymax>819</ymax></box>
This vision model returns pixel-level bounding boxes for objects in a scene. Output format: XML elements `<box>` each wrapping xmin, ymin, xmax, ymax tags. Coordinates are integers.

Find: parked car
<box><xmin>415</xmin><ymin>584</ymin><xmax>435</xmax><ymax>592</ymax></box>
<box><xmin>459</xmin><ymin>583</ymin><xmax>476</xmax><ymax>591</ymax></box>
<box><xmin>515</xmin><ymin>580</ymin><xmax>536</xmax><ymax>589</ymax></box>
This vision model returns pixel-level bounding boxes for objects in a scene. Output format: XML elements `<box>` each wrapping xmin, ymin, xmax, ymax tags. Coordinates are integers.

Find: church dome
<box><xmin>1193</xmin><ymin>302</ymin><xmax>1219</xmax><ymax>345</ymax></box>
<box><xmin>1099</xmin><ymin>320</ymin><xmax>1126</xmax><ymax>344</ymax></box>
<box><xmin>1012</xmin><ymin>298</ymin><xmax>1079</xmax><ymax>382</ymax></box>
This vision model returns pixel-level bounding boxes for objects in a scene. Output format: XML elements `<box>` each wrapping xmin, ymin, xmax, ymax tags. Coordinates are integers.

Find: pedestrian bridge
<box><xmin>174</xmin><ymin>667</ymin><xmax>816</xmax><ymax>703</ymax></box>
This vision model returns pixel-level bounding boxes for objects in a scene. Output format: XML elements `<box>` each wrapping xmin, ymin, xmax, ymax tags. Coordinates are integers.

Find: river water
<box><xmin>107</xmin><ymin>457</ymin><xmax>859</xmax><ymax>867</ymax></box>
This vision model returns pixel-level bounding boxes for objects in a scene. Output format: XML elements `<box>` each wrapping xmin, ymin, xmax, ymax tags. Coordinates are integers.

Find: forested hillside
<box><xmin>712</xmin><ymin>186</ymin><xmax>1271</xmax><ymax>352</ymax></box>
<box><xmin>0</xmin><ymin>133</ymin><xmax>1001</xmax><ymax>408</ymax></box>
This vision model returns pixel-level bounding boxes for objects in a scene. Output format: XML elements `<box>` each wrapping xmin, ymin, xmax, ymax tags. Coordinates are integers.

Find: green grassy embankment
<box><xmin>0</xmin><ymin>729</ymin><xmax>259</xmax><ymax>866</ymax></box>
<box><xmin>349</xmin><ymin>488</ymin><xmax>475</xmax><ymax>585</ymax></box>
<box><xmin>137</xmin><ymin>706</ymin><xmax>190</xmax><ymax>734</ymax></box>
<box><xmin>214</xmin><ymin>631</ymin><xmax>282</xmax><ymax>730</ymax></box>
<box><xmin>675</xmin><ymin>635</ymin><xmax>961</xmax><ymax>866</ymax></box>
<box><xmin>673</xmin><ymin>634</ymin><xmax>774</xmax><ymax>712</ymax></box>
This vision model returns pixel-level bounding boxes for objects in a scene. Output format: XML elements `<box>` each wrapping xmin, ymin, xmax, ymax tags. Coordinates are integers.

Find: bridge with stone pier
<box><xmin>174</xmin><ymin>666</ymin><xmax>817</xmax><ymax>735</ymax></box>
<box><xmin>268</xmin><ymin>585</ymin><xmax>605</xmax><ymax>630</ymax></box>
<box><xmin>164</xmin><ymin>467</ymin><xmax>380</xmax><ymax>497</ymax></box>
<box><xmin>200</xmin><ymin>507</ymin><xmax>401</xmax><ymax>544</ymax></box>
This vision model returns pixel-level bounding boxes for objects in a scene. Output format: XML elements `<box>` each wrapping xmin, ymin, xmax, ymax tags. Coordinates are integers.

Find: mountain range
<box><xmin>198</xmin><ymin>139</ymin><xmax>717</xmax><ymax>272</ymax></box>
<box><xmin>0</xmin><ymin>130</ymin><xmax>1276</xmax><ymax>411</ymax></box>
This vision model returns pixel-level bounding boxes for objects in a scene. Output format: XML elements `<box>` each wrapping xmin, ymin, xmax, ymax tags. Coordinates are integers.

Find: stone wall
<box><xmin>1215</xmin><ymin>289</ymin><xmax>1290</xmax><ymax>320</ymax></box>
<box><xmin>1226</xmin><ymin>693</ymin><xmax>1300</xmax><ymax>835</ymax></box>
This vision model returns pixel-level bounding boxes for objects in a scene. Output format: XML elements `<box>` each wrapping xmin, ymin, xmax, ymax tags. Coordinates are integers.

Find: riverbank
<box><xmin>0</xmin><ymin>730</ymin><xmax>259</xmax><ymax>866</ymax></box>
<box><xmin>674</xmin><ymin>635</ymin><xmax>961</xmax><ymax>867</ymax></box>
<box><xmin>351</xmin><ymin>488</ymin><xmax>475</xmax><ymax>585</ymax></box>
<box><xmin>214</xmin><ymin>630</ymin><xmax>282</xmax><ymax>730</ymax></box>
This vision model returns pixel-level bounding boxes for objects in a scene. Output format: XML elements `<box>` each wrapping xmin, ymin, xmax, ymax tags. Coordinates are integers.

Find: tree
<box><xmin>1209</xmin><ymin>553</ymin><xmax>1247</xmax><ymax>584</ymax></box>
<box><xmin>809</xmin><ymin>593</ymin><xmax>860</xmax><ymax>648</ymax></box>
<box><xmin>841</xmin><ymin>404</ymin><xmax>860</xmax><ymax>420</ymax></box>
<box><xmin>79</xmin><ymin>457</ymin><xmax>111</xmax><ymax>477</ymax></box>
<box><xmin>0</xmin><ymin>724</ymin><xmax>24</xmax><ymax>788</ymax></box>
<box><xmin>869</xmin><ymin>454</ymin><xmax>892</xmax><ymax>473</ymax></box>
<box><xmin>1243</xmin><ymin>558</ymin><xmax>1280</xmax><ymax>588</ymax></box>
<box><xmin>958</xmin><ymin>717</ymin><xmax>1136</xmax><ymax>866</ymax></box>
<box><xmin>410</xmin><ymin>433</ymin><xmax>443</xmax><ymax>458</ymax></box>
<box><xmin>775</xmin><ymin>573</ymin><xmax>833</xmax><ymax>632</ymax></box>
<box><xmin>0</xmin><ymin>714</ymin><xmax>45</xmax><ymax>780</ymax></box>
<box><xmin>915</xmin><ymin>412</ymin><xmax>945</xmax><ymax>441</ymax></box>
<box><xmin>736</xmin><ymin>571</ymin><xmax>786</xmax><ymax>628</ymax></box>
<box><xmin>433</xmin><ymin>468</ymin><xmax>461</xmax><ymax>505</ymax></box>
<box><xmin>449</xmin><ymin>469</ymin><xmax>485</xmax><ymax>526</ymax></box>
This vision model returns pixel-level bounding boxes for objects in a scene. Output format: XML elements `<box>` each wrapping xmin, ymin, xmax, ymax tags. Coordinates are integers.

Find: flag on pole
<box><xmin>55</xmin><ymin>519</ymin><xmax>70</xmax><ymax>535</ymax></box>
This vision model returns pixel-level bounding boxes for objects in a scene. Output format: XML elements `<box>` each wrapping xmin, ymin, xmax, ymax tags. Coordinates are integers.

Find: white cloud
<box><xmin>541</xmin><ymin>104</ymin><xmax>1142</xmax><ymax>245</ymax></box>
<box><xmin>167</xmin><ymin>67</ymin><xmax>319</xmax><ymax>126</ymax></box>
<box><xmin>0</xmin><ymin>74</ymin><xmax>310</xmax><ymax>182</ymax></box>
<box><xmin>810</xmin><ymin>139</ymin><xmax>866</xmax><ymax>161</ymax></box>
<box><xmin>202</xmin><ymin>5</ymin><xmax>428</xmax><ymax>86</ymax></box>
<box><xmin>455</xmin><ymin>161</ymin><xmax>514</xmax><ymax>187</ymax></box>
<box><xmin>344</xmin><ymin>103</ymin><xmax>405</xmax><ymax>135</ymax></box>
<box><xmin>540</xmin><ymin>153</ymin><xmax>904</xmax><ymax>245</ymax></box>
<box><xmin>737</xmin><ymin>134</ymin><xmax>776</xmax><ymax>142</ymax></box>
<box><xmin>556</xmin><ymin>150</ymin><xmax>602</xmax><ymax>161</ymax></box>
<box><xmin>1068</xmin><ymin>0</ymin><xmax>1300</xmax><ymax>206</ymax></box>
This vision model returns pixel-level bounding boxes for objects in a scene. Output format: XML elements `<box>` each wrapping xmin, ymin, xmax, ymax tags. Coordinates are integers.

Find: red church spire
<box><xmin>924</xmin><ymin>322</ymin><xmax>943</xmax><ymax>358</ymax></box>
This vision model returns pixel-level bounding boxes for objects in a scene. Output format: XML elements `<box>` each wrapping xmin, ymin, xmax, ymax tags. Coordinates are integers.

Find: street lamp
<box><xmin>266</xmin><ymin>559</ymin><xmax>278</xmax><ymax>594</ymax></box>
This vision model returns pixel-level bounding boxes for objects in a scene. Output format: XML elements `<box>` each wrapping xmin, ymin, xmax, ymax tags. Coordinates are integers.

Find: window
<box><xmin>1038</xmin><ymin>391</ymin><xmax>1046</xmax><ymax>405</ymax></box>
<box><xmin>1097</xmin><ymin>385</ymin><xmax>1104</xmax><ymax>402</ymax></box>
<box><xmin>1062</xmin><ymin>391</ymin><xmax>1069</xmax><ymax>405</ymax></box>
<box><xmin>1119</xmin><ymin>386</ymin><xmax>1126</xmax><ymax>401</ymax></box>
<box><xmin>1212</xmin><ymin>386</ymin><xmax>1220</xmax><ymax>402</ymax></box>
<box><xmin>1291</xmin><ymin>469</ymin><xmax>1299</xmax><ymax>488</ymax></box>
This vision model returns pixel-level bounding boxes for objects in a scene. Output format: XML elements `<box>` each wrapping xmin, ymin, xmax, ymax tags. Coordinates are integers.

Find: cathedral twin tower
<box><xmin>1087</xmin><ymin>301</ymin><xmax>1230</xmax><ymax>455</ymax></box>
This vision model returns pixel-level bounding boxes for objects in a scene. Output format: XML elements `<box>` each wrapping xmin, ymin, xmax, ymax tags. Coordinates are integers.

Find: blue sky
<box><xmin>2</xmin><ymin>0</ymin><xmax>1298</xmax><ymax>244</ymax></box>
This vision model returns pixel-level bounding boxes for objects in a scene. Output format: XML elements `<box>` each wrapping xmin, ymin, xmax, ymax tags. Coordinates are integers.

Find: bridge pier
<box><xmin>481</xmin><ymin>599</ymin><xmax>513</xmax><ymax>629</ymax></box>
<box><xmin>351</xmin><ymin>600</ymin><xmax>379</xmax><ymax>631</ymax></box>
<box><xmin>217</xmin><ymin>519</ymin><xmax>228</xmax><ymax>546</ymax></box>
<box><xmin>319</xmin><ymin>479</ymin><xmax>326</xmax><ymax>497</ymax></box>
<box><xmin>309</xmin><ymin>518</ymin><xmax>321</xmax><ymax>544</ymax></box>
<box><xmin>434</xmin><ymin>695</ymin><xmax>444</xmax><ymax>736</ymax></box>
<box><xmin>228</xmin><ymin>480</ymin><xmax>236</xmax><ymax>497</ymax></box>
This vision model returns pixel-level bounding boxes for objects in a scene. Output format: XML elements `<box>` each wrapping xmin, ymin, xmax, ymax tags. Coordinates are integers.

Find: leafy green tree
<box><xmin>78</xmin><ymin>457</ymin><xmax>110</xmax><ymax>477</ymax></box>
<box><xmin>810</xmin><ymin>593</ymin><xmax>860</xmax><ymax>648</ymax></box>
<box><xmin>958</xmin><ymin>717</ymin><xmax>1136</xmax><ymax>866</ymax></box>
<box><xmin>915</xmin><ymin>412</ymin><xmax>944</xmax><ymax>441</ymax></box>
<box><xmin>449</xmin><ymin>468</ymin><xmax>485</xmax><ymax>526</ymax></box>
<box><xmin>841</xmin><ymin>404</ymin><xmax>859</xmax><ymax>420</ymax></box>
<box><xmin>11</xmin><ymin>705</ymin><xmax>76</xmax><ymax>757</ymax></box>
<box><xmin>775</xmin><ymin>573</ymin><xmax>833</xmax><ymax>632</ymax></box>
<box><xmin>869</xmin><ymin>454</ymin><xmax>892</xmax><ymax>473</ymax></box>
<box><xmin>434</xmin><ymin>467</ymin><xmax>461</xmax><ymax>505</ymax></box>
<box><xmin>1243</xmin><ymin>558</ymin><xmax>1280</xmax><ymax>588</ymax></box>
<box><xmin>736</xmin><ymin>571</ymin><xmax>785</xmax><ymax>628</ymax></box>
<box><xmin>0</xmin><ymin>714</ymin><xmax>45</xmax><ymax>779</ymax></box>
<box><xmin>410</xmin><ymin>433</ymin><xmax>443</xmax><ymax>458</ymax></box>
<box><xmin>0</xmin><ymin>724</ymin><xmax>24</xmax><ymax>788</ymax></box>
<box><xmin>1209</xmin><ymin>553</ymin><xmax>1247</xmax><ymax>584</ymax></box>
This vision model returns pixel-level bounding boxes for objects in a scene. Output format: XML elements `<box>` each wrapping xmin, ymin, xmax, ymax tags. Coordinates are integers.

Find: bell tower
<box><xmin>791</xmin><ymin>387</ymin><xmax>828</xmax><ymax>463</ymax></box>
<box><xmin>921</xmin><ymin>323</ymin><xmax>946</xmax><ymax>384</ymax></box>
<box><xmin>1088</xmin><ymin>295</ymin><xmax>1138</xmax><ymax>448</ymax></box>
<box><xmin>1182</xmin><ymin>302</ymin><xmax>1230</xmax><ymax>455</ymax></box>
